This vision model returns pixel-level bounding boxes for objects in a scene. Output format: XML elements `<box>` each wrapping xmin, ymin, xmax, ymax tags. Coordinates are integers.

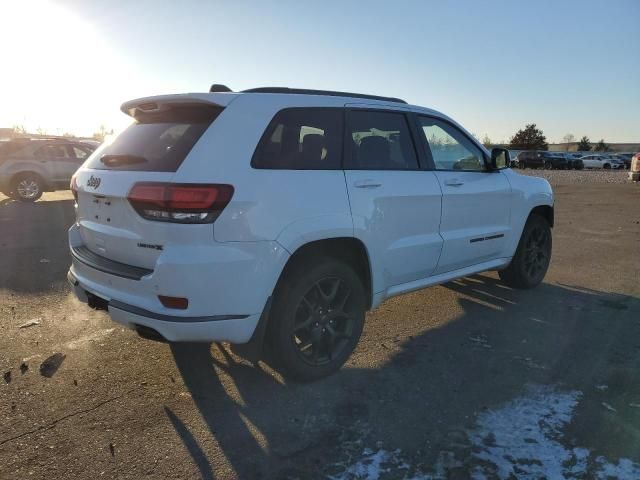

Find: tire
<box><xmin>544</xmin><ymin>161</ymin><xmax>553</xmax><ymax>170</ymax></box>
<box><xmin>603</xmin><ymin>164</ymin><xmax>611</xmax><ymax>169</ymax></box>
<box><xmin>12</xmin><ymin>173</ymin><xmax>43</xmax><ymax>202</ymax></box>
<box><xmin>499</xmin><ymin>214</ymin><xmax>552</xmax><ymax>289</ymax></box>
<box><xmin>268</xmin><ymin>257</ymin><xmax>366</xmax><ymax>382</ymax></box>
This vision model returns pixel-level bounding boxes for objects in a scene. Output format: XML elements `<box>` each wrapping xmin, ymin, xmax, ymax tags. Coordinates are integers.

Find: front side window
<box><xmin>346</xmin><ymin>110</ymin><xmax>418</xmax><ymax>170</ymax></box>
<box><xmin>419</xmin><ymin>117</ymin><xmax>486</xmax><ymax>171</ymax></box>
<box><xmin>252</xmin><ymin>108</ymin><xmax>343</xmax><ymax>169</ymax></box>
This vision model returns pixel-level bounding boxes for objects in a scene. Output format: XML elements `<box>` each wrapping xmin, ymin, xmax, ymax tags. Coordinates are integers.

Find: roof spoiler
<box><xmin>121</xmin><ymin>93</ymin><xmax>238</xmax><ymax>118</ymax></box>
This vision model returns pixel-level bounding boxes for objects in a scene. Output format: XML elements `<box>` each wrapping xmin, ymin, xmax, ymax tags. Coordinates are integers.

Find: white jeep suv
<box><xmin>68</xmin><ymin>86</ymin><xmax>554</xmax><ymax>381</ymax></box>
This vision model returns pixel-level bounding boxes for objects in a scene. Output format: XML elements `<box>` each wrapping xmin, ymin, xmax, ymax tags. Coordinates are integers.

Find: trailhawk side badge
<box><xmin>87</xmin><ymin>175</ymin><xmax>101</xmax><ymax>189</ymax></box>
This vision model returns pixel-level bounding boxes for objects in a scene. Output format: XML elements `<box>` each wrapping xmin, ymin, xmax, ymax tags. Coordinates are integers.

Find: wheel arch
<box><xmin>231</xmin><ymin>236</ymin><xmax>373</xmax><ymax>363</ymax></box>
<box><xmin>530</xmin><ymin>204</ymin><xmax>554</xmax><ymax>228</ymax></box>
<box><xmin>275</xmin><ymin>237</ymin><xmax>373</xmax><ymax>310</ymax></box>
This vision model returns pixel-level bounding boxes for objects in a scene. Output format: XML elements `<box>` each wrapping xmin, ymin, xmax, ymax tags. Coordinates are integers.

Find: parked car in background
<box><xmin>580</xmin><ymin>154</ymin><xmax>624</xmax><ymax>170</ymax></box>
<box><xmin>517</xmin><ymin>151</ymin><xmax>567</xmax><ymax>169</ymax></box>
<box><xmin>0</xmin><ymin>138</ymin><xmax>95</xmax><ymax>201</ymax></box>
<box><xmin>66</xmin><ymin>86</ymin><xmax>554</xmax><ymax>381</ymax></box>
<box><xmin>517</xmin><ymin>151</ymin><xmax>544</xmax><ymax>169</ymax></box>
<box><xmin>509</xmin><ymin>150</ymin><xmax>522</xmax><ymax>167</ymax></box>
<box><xmin>562</xmin><ymin>153</ymin><xmax>584</xmax><ymax>170</ymax></box>
<box><xmin>600</xmin><ymin>155</ymin><xmax>625</xmax><ymax>169</ymax></box>
<box><xmin>544</xmin><ymin>152</ymin><xmax>568</xmax><ymax>169</ymax></box>
<box><xmin>613</xmin><ymin>153</ymin><xmax>633</xmax><ymax>169</ymax></box>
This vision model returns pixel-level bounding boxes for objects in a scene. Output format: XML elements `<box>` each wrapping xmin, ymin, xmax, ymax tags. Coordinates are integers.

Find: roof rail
<box><xmin>242</xmin><ymin>87</ymin><xmax>407</xmax><ymax>104</ymax></box>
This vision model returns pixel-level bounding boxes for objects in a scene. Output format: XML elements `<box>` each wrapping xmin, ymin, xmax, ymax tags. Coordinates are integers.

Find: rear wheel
<box><xmin>544</xmin><ymin>161</ymin><xmax>553</xmax><ymax>170</ymax></box>
<box><xmin>12</xmin><ymin>173</ymin><xmax>43</xmax><ymax>202</ymax></box>
<box><xmin>268</xmin><ymin>257</ymin><xmax>366</xmax><ymax>382</ymax></box>
<box><xmin>499</xmin><ymin>214</ymin><xmax>552</xmax><ymax>289</ymax></box>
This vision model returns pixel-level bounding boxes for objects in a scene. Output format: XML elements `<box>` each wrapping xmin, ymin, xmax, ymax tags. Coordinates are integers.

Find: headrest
<box><xmin>302</xmin><ymin>134</ymin><xmax>325</xmax><ymax>153</ymax></box>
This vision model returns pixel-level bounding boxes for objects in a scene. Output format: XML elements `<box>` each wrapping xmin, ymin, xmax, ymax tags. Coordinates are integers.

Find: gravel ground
<box><xmin>1</xmin><ymin>187</ymin><xmax>640</xmax><ymax>479</ymax></box>
<box><xmin>517</xmin><ymin>168</ymin><xmax>631</xmax><ymax>186</ymax></box>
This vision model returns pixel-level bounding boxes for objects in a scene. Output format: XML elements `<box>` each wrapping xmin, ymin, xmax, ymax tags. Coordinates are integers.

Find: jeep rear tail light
<box><xmin>127</xmin><ymin>183</ymin><xmax>234</xmax><ymax>223</ymax></box>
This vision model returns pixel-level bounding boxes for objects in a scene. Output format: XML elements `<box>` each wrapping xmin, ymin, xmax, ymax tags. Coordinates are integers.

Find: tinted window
<box><xmin>252</xmin><ymin>108</ymin><xmax>343</xmax><ymax>169</ymax></box>
<box><xmin>419</xmin><ymin>117</ymin><xmax>485</xmax><ymax>171</ymax></box>
<box><xmin>70</xmin><ymin>145</ymin><xmax>90</xmax><ymax>160</ymax></box>
<box><xmin>35</xmin><ymin>144</ymin><xmax>71</xmax><ymax>159</ymax></box>
<box><xmin>85</xmin><ymin>105</ymin><xmax>222</xmax><ymax>172</ymax></box>
<box><xmin>346</xmin><ymin>110</ymin><xmax>418</xmax><ymax>170</ymax></box>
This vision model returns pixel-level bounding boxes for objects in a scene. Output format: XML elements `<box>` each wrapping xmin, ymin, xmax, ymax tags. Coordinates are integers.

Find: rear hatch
<box><xmin>73</xmin><ymin>96</ymin><xmax>232</xmax><ymax>270</ymax></box>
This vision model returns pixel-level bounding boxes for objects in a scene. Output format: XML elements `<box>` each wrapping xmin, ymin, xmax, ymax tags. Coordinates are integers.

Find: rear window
<box><xmin>85</xmin><ymin>105</ymin><xmax>222</xmax><ymax>172</ymax></box>
<box><xmin>251</xmin><ymin>108</ymin><xmax>343</xmax><ymax>170</ymax></box>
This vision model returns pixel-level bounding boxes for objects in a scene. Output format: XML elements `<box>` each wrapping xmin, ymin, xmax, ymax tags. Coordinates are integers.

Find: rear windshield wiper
<box><xmin>100</xmin><ymin>154</ymin><xmax>148</xmax><ymax>167</ymax></box>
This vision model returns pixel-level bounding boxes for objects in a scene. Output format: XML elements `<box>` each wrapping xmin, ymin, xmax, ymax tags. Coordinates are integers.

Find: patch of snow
<box><xmin>330</xmin><ymin>384</ymin><xmax>640</xmax><ymax>479</ymax></box>
<box><xmin>469</xmin><ymin>385</ymin><xmax>582</xmax><ymax>479</ymax></box>
<box><xmin>596</xmin><ymin>457</ymin><xmax>640</xmax><ymax>479</ymax></box>
<box><xmin>329</xmin><ymin>448</ymin><xmax>391</xmax><ymax>480</ymax></box>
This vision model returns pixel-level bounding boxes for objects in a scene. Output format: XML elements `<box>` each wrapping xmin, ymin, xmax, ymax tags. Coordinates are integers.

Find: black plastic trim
<box><xmin>109</xmin><ymin>300</ymin><xmax>249</xmax><ymax>323</ymax></box>
<box><xmin>71</xmin><ymin>246</ymin><xmax>153</xmax><ymax>280</ymax></box>
<box><xmin>470</xmin><ymin>233</ymin><xmax>505</xmax><ymax>243</ymax></box>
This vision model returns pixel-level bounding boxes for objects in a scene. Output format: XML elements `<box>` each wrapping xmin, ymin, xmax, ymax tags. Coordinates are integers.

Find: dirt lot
<box><xmin>1</xmin><ymin>175</ymin><xmax>639</xmax><ymax>479</ymax></box>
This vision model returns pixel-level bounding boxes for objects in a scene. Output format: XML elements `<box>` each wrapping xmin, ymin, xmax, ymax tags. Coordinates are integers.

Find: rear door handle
<box><xmin>444</xmin><ymin>179</ymin><xmax>464</xmax><ymax>187</ymax></box>
<box><xmin>354</xmin><ymin>179</ymin><xmax>382</xmax><ymax>189</ymax></box>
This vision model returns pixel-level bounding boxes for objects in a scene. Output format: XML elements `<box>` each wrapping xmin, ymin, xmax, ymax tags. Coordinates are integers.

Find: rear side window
<box><xmin>35</xmin><ymin>144</ymin><xmax>71</xmax><ymax>159</ymax></box>
<box><xmin>346</xmin><ymin>110</ymin><xmax>418</xmax><ymax>170</ymax></box>
<box><xmin>85</xmin><ymin>105</ymin><xmax>222</xmax><ymax>172</ymax></box>
<box><xmin>252</xmin><ymin>108</ymin><xmax>343</xmax><ymax>170</ymax></box>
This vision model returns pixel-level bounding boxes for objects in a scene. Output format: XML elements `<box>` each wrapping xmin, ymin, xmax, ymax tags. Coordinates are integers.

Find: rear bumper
<box><xmin>68</xmin><ymin>269</ymin><xmax>261</xmax><ymax>342</ymax></box>
<box><xmin>67</xmin><ymin>223</ymin><xmax>289</xmax><ymax>342</ymax></box>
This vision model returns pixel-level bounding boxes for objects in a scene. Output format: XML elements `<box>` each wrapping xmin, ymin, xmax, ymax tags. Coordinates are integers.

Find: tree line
<box><xmin>505</xmin><ymin>124</ymin><xmax>610</xmax><ymax>152</ymax></box>
<box><xmin>12</xmin><ymin>124</ymin><xmax>113</xmax><ymax>142</ymax></box>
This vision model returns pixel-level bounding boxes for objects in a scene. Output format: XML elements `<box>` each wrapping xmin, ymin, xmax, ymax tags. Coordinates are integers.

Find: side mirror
<box><xmin>490</xmin><ymin>148</ymin><xmax>510</xmax><ymax>170</ymax></box>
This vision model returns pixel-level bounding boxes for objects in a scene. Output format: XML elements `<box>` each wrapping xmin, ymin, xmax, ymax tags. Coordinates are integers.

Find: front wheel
<box><xmin>268</xmin><ymin>257</ymin><xmax>366</xmax><ymax>382</ymax></box>
<box><xmin>603</xmin><ymin>164</ymin><xmax>611</xmax><ymax>170</ymax></box>
<box><xmin>499</xmin><ymin>214</ymin><xmax>552</xmax><ymax>289</ymax></box>
<box><xmin>12</xmin><ymin>173</ymin><xmax>43</xmax><ymax>202</ymax></box>
<box><xmin>544</xmin><ymin>161</ymin><xmax>553</xmax><ymax>170</ymax></box>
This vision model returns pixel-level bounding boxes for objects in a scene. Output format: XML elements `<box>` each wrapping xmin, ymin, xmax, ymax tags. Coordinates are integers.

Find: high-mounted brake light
<box><xmin>70</xmin><ymin>174</ymin><xmax>78</xmax><ymax>202</ymax></box>
<box><xmin>127</xmin><ymin>183</ymin><xmax>234</xmax><ymax>223</ymax></box>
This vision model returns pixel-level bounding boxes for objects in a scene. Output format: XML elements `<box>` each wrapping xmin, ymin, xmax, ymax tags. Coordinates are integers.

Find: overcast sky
<box><xmin>1</xmin><ymin>0</ymin><xmax>638</xmax><ymax>143</ymax></box>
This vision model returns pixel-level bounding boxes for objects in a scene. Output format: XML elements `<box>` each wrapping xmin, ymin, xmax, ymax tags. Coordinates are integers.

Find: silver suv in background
<box><xmin>0</xmin><ymin>138</ymin><xmax>96</xmax><ymax>201</ymax></box>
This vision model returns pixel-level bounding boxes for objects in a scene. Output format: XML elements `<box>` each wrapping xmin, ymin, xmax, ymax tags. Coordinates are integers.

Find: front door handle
<box><xmin>354</xmin><ymin>179</ymin><xmax>382</xmax><ymax>189</ymax></box>
<box><xmin>444</xmin><ymin>179</ymin><xmax>464</xmax><ymax>187</ymax></box>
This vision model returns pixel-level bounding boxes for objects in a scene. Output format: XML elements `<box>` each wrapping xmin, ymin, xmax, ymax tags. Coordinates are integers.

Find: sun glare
<box><xmin>0</xmin><ymin>0</ymin><xmax>133</xmax><ymax>136</ymax></box>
